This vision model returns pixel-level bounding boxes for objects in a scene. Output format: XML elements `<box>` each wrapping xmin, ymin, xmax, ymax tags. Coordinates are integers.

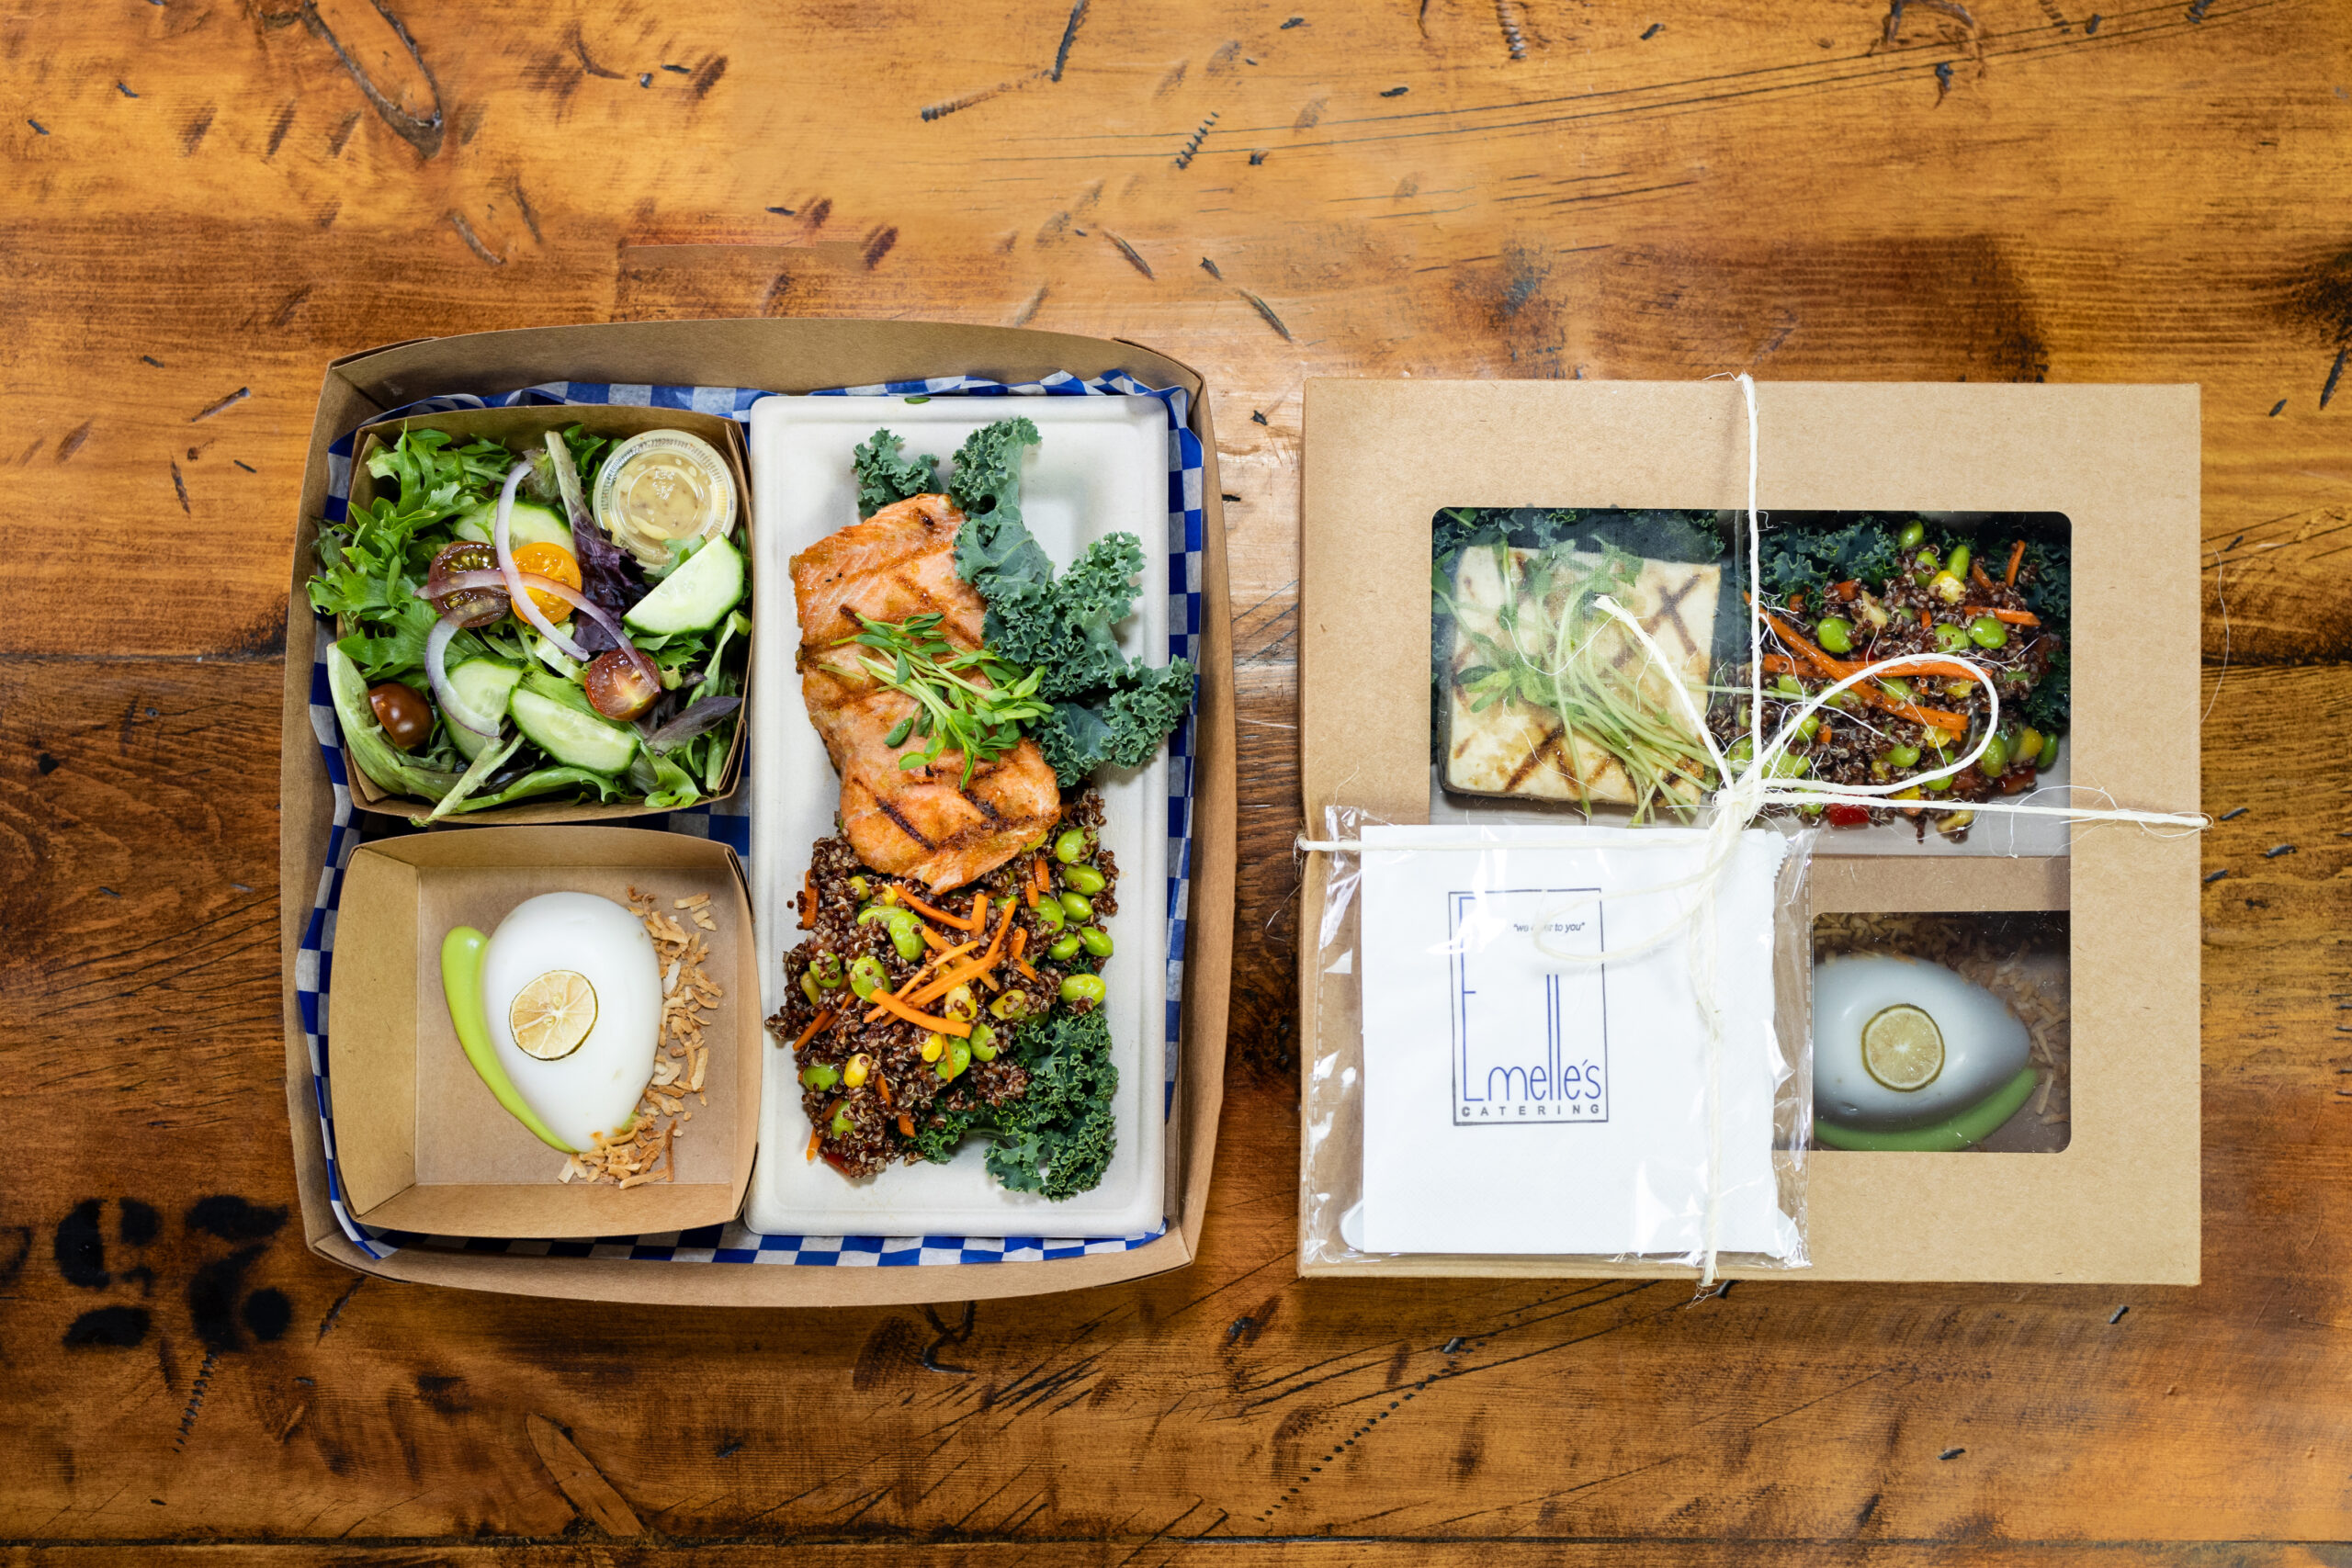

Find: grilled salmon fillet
<box><xmin>791</xmin><ymin>493</ymin><xmax>1061</xmax><ymax>892</ymax></box>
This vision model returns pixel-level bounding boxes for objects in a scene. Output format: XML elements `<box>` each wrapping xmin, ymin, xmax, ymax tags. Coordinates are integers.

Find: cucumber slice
<box><xmin>624</xmin><ymin>535</ymin><xmax>744</xmax><ymax>635</ymax></box>
<box><xmin>445</xmin><ymin>660</ymin><xmax>526</xmax><ymax>761</ymax></box>
<box><xmin>452</xmin><ymin>500</ymin><xmax>572</xmax><ymax>555</ymax></box>
<box><xmin>509</xmin><ymin>688</ymin><xmax>638</xmax><ymax>774</ymax></box>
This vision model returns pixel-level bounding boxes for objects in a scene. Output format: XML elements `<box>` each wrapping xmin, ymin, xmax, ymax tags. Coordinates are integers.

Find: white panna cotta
<box><xmin>1813</xmin><ymin>953</ymin><xmax>2031</xmax><ymax>1132</ymax></box>
<box><xmin>481</xmin><ymin>892</ymin><xmax>661</xmax><ymax>1151</ymax></box>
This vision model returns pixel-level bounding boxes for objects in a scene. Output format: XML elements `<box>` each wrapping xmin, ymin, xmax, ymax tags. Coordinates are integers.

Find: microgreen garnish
<box><xmin>837</xmin><ymin>613</ymin><xmax>1056</xmax><ymax>786</ymax></box>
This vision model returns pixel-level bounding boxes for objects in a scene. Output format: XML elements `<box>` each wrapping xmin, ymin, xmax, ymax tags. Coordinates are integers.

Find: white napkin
<box><xmin>1357</xmin><ymin>824</ymin><xmax>1795</xmax><ymax>1258</ymax></box>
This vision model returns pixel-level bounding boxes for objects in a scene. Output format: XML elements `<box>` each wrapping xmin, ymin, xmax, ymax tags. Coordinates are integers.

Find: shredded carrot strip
<box><xmin>921</xmin><ymin>923</ymin><xmax>953</xmax><ymax>953</ymax></box>
<box><xmin>970</xmin><ymin>893</ymin><xmax>988</xmax><ymax>931</ymax></box>
<box><xmin>1787</xmin><ymin>591</ymin><xmax>1804</xmax><ymax>614</ymax></box>
<box><xmin>982</xmin><ymin>897</ymin><xmax>1015</xmax><ymax>962</ymax></box>
<box><xmin>2006</xmin><ymin>538</ymin><xmax>2026</xmax><ymax>587</ymax></box>
<box><xmin>897</xmin><ymin>1112</ymin><xmax>916</xmax><ymax>1138</ymax></box>
<box><xmin>1831</xmin><ymin>580</ymin><xmax>1860</xmax><ymax>601</ymax></box>
<box><xmin>876</xmin><ymin>1073</ymin><xmax>893</xmax><ymax>1106</ymax></box>
<box><xmin>1988</xmin><ymin>607</ymin><xmax>2041</xmax><ymax>626</ymax></box>
<box><xmin>1969</xmin><ymin>559</ymin><xmax>1996</xmax><ymax>592</ymax></box>
<box><xmin>1024</xmin><ymin>884</ymin><xmax>1039</xmax><ymax>908</ymax></box>
<box><xmin>1919</xmin><ymin>608</ymin><xmax>1933</xmax><ymax>628</ymax></box>
<box><xmin>868</xmin><ymin>988</ymin><xmax>971</xmax><ymax>1037</ymax></box>
<box><xmin>1034</xmin><ymin>855</ymin><xmax>1051</xmax><ymax>894</ymax></box>
<box><xmin>899</xmin><ymin>889</ymin><xmax>981</xmax><ymax>931</ymax></box>
<box><xmin>788</xmin><ymin>1010</ymin><xmax>835</xmax><ymax>1053</ymax></box>
<box><xmin>1015</xmin><ymin>958</ymin><xmax>1038</xmax><ymax>981</ymax></box>
<box><xmin>863</xmin><ymin>942</ymin><xmax>977</xmax><ymax>1021</ymax></box>
<box><xmin>805</xmin><ymin>1126</ymin><xmax>823</xmax><ymax>1161</ymax></box>
<box><xmin>799</xmin><ymin>870</ymin><xmax>816</xmax><ymax>929</ymax></box>
<box><xmin>1758</xmin><ymin>656</ymin><xmax>1969</xmax><ymax>732</ymax></box>
<box><xmin>1009</xmin><ymin>927</ymin><xmax>1027</xmax><ymax>962</ymax></box>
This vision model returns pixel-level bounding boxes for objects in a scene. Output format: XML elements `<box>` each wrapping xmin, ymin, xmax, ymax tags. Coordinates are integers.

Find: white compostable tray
<box><xmin>745</xmin><ymin>393</ymin><xmax>1170</xmax><ymax>1239</ymax></box>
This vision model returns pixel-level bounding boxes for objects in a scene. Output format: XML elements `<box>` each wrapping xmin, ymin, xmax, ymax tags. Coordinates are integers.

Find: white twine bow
<box><xmin>1300</xmin><ymin>372</ymin><xmax>2208</xmax><ymax>1286</ymax></box>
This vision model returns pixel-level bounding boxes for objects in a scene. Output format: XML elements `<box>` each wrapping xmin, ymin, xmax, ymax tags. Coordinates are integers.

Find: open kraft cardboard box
<box><xmin>338</xmin><ymin>403</ymin><xmax>753</xmax><ymax>824</ymax></box>
<box><xmin>1297</xmin><ymin>379</ymin><xmax>2200</xmax><ymax>1284</ymax></box>
<box><xmin>332</xmin><ymin>826</ymin><xmax>758</xmax><ymax>1237</ymax></box>
<box><xmin>278</xmin><ymin>320</ymin><xmax>1237</xmax><ymax>1306</ymax></box>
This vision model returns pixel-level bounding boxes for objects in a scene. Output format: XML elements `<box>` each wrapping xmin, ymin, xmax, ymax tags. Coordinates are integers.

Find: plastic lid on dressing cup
<box><xmin>592</xmin><ymin>430</ymin><xmax>736</xmax><ymax>571</ymax></box>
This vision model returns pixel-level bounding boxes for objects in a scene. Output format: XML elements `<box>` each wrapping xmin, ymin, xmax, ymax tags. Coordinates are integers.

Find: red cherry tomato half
<box><xmin>1825</xmin><ymin>802</ymin><xmax>1872</xmax><ymax>829</ymax></box>
<box><xmin>582</xmin><ymin>649</ymin><xmax>662</xmax><ymax>721</ymax></box>
<box><xmin>368</xmin><ymin>682</ymin><xmax>434</xmax><ymax>750</ymax></box>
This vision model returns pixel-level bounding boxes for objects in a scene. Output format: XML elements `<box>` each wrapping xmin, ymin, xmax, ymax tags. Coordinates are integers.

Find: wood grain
<box><xmin>5</xmin><ymin>0</ymin><xmax>2349</xmax><ymax>1558</ymax></box>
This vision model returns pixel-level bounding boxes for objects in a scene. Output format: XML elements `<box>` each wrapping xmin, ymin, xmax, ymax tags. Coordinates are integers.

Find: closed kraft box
<box><xmin>1297</xmin><ymin>379</ymin><xmax>2199</xmax><ymax>1285</ymax></box>
<box><xmin>278</xmin><ymin>320</ymin><xmax>1237</xmax><ymax>1306</ymax></box>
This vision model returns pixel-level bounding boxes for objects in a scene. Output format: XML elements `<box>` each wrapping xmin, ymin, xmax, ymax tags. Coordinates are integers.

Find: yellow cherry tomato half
<box><xmin>510</xmin><ymin>541</ymin><xmax>582</xmax><ymax>624</ymax></box>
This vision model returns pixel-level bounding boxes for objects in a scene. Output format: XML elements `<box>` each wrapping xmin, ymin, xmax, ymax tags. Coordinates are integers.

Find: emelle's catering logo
<box><xmin>1447</xmin><ymin>887</ymin><xmax>1610</xmax><ymax>1127</ymax></box>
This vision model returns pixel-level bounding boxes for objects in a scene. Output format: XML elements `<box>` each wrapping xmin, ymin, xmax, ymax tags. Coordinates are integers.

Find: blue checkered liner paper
<box><xmin>297</xmin><ymin>373</ymin><xmax>1204</xmax><ymax>1267</ymax></box>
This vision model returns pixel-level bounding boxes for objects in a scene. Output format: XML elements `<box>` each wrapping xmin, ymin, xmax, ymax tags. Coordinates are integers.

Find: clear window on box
<box><xmin>1429</xmin><ymin>507</ymin><xmax>2074</xmax><ymax>855</ymax></box>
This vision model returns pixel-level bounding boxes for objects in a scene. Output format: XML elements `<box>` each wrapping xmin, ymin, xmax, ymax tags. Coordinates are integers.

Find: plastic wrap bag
<box><xmin>1301</xmin><ymin>806</ymin><xmax>1815</xmax><ymax>1279</ymax></box>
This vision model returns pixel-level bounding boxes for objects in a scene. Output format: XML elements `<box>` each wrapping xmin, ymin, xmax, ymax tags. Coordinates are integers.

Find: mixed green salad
<box><xmin>308</xmin><ymin>424</ymin><xmax>750</xmax><ymax>818</ymax></box>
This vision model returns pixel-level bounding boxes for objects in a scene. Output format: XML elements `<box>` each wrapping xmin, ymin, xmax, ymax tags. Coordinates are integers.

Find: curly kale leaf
<box><xmin>853</xmin><ymin>428</ymin><xmax>940</xmax><ymax>518</ymax></box>
<box><xmin>946</xmin><ymin>416</ymin><xmax>1040</xmax><ymax>522</ymax></box>
<box><xmin>1030</xmin><ymin>660</ymin><xmax>1197</xmax><ymax>786</ymax></box>
<box><xmin>2018</xmin><ymin>643</ymin><xmax>2070</xmax><ymax>735</ymax></box>
<box><xmin>908</xmin><ymin>1107</ymin><xmax>975</xmax><ymax>1166</ymax></box>
<box><xmin>1034</xmin><ymin>701</ymin><xmax>1115</xmax><ymax>788</ymax></box>
<box><xmin>987</xmin><ymin>533</ymin><xmax>1148</xmax><ymax>699</ymax></box>
<box><xmin>978</xmin><ymin>1010</ymin><xmax>1118</xmax><ymax>1201</ymax></box>
<box><xmin>1757</xmin><ymin>516</ymin><xmax>1905</xmax><ymax>604</ymax></box>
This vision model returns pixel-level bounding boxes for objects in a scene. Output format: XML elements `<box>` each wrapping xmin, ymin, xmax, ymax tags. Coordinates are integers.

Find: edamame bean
<box><xmin>1922</xmin><ymin>768</ymin><xmax>1953</xmax><ymax>794</ymax></box>
<box><xmin>810</xmin><ymin>953</ymin><xmax>844</xmax><ymax>989</ymax></box>
<box><xmin>848</xmin><ymin>955</ymin><xmax>887</xmax><ymax>998</ymax></box>
<box><xmin>801</xmin><ymin>1064</ymin><xmax>840</xmax><ymax>1090</ymax></box>
<box><xmin>1929</xmin><ymin>571</ymin><xmax>1965</xmax><ymax>604</ymax></box>
<box><xmin>1933</xmin><ymin>623</ymin><xmax>1971</xmax><ymax>654</ymax></box>
<box><xmin>1815</xmin><ymin>616</ymin><xmax>1854</xmax><ymax>655</ymax></box>
<box><xmin>830</xmin><ymin>1108</ymin><xmax>854</xmax><ymax>1136</ymax></box>
<box><xmin>969</xmin><ymin>1023</ymin><xmax>998</xmax><ymax>1062</ymax></box>
<box><xmin>800</xmin><ymin>972</ymin><xmax>821</xmax><ymax>1008</ymax></box>
<box><xmin>1080</xmin><ymin>926</ymin><xmax>1114</xmax><ymax>959</ymax></box>
<box><xmin>1796</xmin><ymin>713</ymin><xmax>1821</xmax><ymax>742</ymax></box>
<box><xmin>938</xmin><ymin>1041</ymin><xmax>972</xmax><ymax>1081</ymax></box>
<box><xmin>1978</xmin><ymin>732</ymin><xmax>2010</xmax><ymax>778</ymax></box>
<box><xmin>1878</xmin><ymin>676</ymin><xmax>1915</xmax><ymax>703</ymax></box>
<box><xmin>1059</xmin><ymin>973</ymin><xmax>1107</xmax><ymax>1007</ymax></box>
<box><xmin>1967</xmin><ymin>615</ymin><xmax>2008</xmax><ymax>649</ymax></box>
<box><xmin>1915</xmin><ymin>547</ymin><xmax>1940</xmax><ymax>572</ymax></box>
<box><xmin>1058</xmin><ymin>891</ymin><xmax>1093</xmax><ymax>920</ymax></box>
<box><xmin>2017</xmin><ymin>726</ymin><xmax>2045</xmax><ymax>766</ymax></box>
<box><xmin>1048</xmin><ymin>933</ymin><xmax>1083</xmax><ymax>962</ymax></box>
<box><xmin>1885</xmin><ymin>743</ymin><xmax>1922</xmax><ymax>767</ymax></box>
<box><xmin>1032</xmin><ymin>897</ymin><xmax>1066</xmax><ymax>932</ymax></box>
<box><xmin>989</xmin><ymin>991</ymin><xmax>1032</xmax><ymax>1021</ymax></box>
<box><xmin>1054</xmin><ymin>828</ymin><xmax>1089</xmax><ymax>863</ymax></box>
<box><xmin>1946</xmin><ymin>543</ymin><xmax>1972</xmax><ymax>580</ymax></box>
<box><xmin>1897</xmin><ymin>521</ymin><xmax>1927</xmax><ymax>549</ymax></box>
<box><xmin>890</xmin><ymin>919</ymin><xmax>924</xmax><ymax>961</ymax></box>
<box><xmin>1774</xmin><ymin>673</ymin><xmax>1804</xmax><ymax>696</ymax></box>
<box><xmin>1062</xmin><ymin>863</ymin><xmax>1107</xmax><ymax>895</ymax></box>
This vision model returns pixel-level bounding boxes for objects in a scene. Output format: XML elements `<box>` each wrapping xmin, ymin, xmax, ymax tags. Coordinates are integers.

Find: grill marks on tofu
<box><xmin>790</xmin><ymin>494</ymin><xmax>1061</xmax><ymax>891</ymax></box>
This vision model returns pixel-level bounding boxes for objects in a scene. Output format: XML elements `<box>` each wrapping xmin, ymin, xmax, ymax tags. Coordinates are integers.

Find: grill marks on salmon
<box><xmin>790</xmin><ymin>494</ymin><xmax>1061</xmax><ymax>892</ymax></box>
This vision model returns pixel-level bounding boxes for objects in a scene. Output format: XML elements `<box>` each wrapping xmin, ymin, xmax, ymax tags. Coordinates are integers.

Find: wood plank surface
<box><xmin>5</xmin><ymin>0</ymin><xmax>2349</xmax><ymax>1557</ymax></box>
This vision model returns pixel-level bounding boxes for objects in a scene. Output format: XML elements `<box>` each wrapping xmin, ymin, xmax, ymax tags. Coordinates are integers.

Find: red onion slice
<box><xmin>493</xmin><ymin>463</ymin><xmax>594</xmax><ymax>662</ymax></box>
<box><xmin>426</xmin><ymin>610</ymin><xmax>503</xmax><ymax>737</ymax></box>
<box><xmin>432</xmin><ymin>567</ymin><xmax>663</xmax><ymax>689</ymax></box>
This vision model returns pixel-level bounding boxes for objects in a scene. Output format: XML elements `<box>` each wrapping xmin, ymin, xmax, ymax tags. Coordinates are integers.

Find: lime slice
<box><xmin>1861</xmin><ymin>1004</ymin><xmax>1945</xmax><ymax>1091</ymax></box>
<box><xmin>509</xmin><ymin>970</ymin><xmax>597</xmax><ymax>1061</ymax></box>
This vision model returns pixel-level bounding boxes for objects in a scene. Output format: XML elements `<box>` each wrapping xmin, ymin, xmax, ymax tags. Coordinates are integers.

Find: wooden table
<box><xmin>6</xmin><ymin>1</ymin><xmax>2346</xmax><ymax>1559</ymax></box>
